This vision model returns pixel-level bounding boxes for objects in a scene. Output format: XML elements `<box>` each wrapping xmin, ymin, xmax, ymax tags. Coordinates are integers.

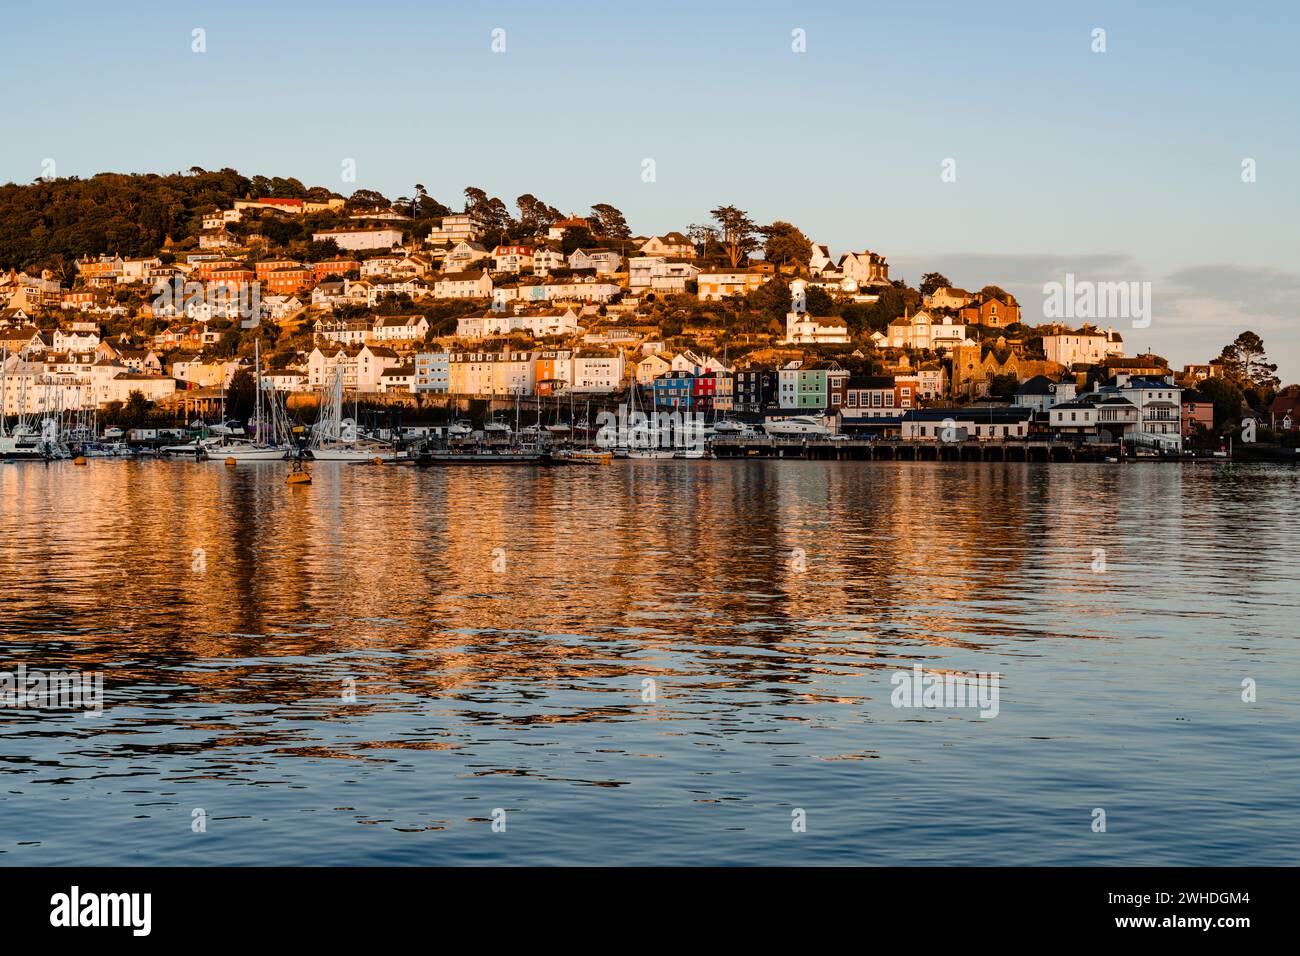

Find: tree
<box><xmin>988</xmin><ymin>374</ymin><xmax>1019</xmax><ymax>400</ymax></box>
<box><xmin>516</xmin><ymin>194</ymin><xmax>556</xmax><ymax>232</ymax></box>
<box><xmin>226</xmin><ymin>368</ymin><xmax>257</xmax><ymax>423</ymax></box>
<box><xmin>303</xmin><ymin>238</ymin><xmax>340</xmax><ymax>261</ymax></box>
<box><xmin>590</xmin><ymin>203</ymin><xmax>631</xmax><ymax>240</ymax></box>
<box><xmin>709</xmin><ymin>205</ymin><xmax>758</xmax><ymax>267</ymax></box>
<box><xmin>760</xmin><ymin>221</ymin><xmax>812</xmax><ymax>268</ymax></box>
<box><xmin>804</xmin><ymin>285</ymin><xmax>835</xmax><ymax>315</ymax></box>
<box><xmin>1198</xmin><ymin>377</ymin><xmax>1246</xmax><ymax>432</ymax></box>
<box><xmin>1217</xmin><ymin>331</ymin><xmax>1280</xmax><ymax>391</ymax></box>
<box><xmin>348</xmin><ymin>188</ymin><xmax>388</xmax><ymax>209</ymax></box>
<box><xmin>919</xmin><ymin>272</ymin><xmax>952</xmax><ymax>297</ymax></box>
<box><xmin>122</xmin><ymin>391</ymin><xmax>153</xmax><ymax>428</ymax></box>
<box><xmin>463</xmin><ymin>186</ymin><xmax>490</xmax><ymax>217</ymax></box>
<box><xmin>748</xmin><ymin>276</ymin><xmax>793</xmax><ymax>321</ymax></box>
<box><xmin>560</xmin><ymin>226</ymin><xmax>596</xmax><ymax>256</ymax></box>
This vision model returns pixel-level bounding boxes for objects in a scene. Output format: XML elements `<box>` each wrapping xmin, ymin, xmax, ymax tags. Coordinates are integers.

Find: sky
<box><xmin>2</xmin><ymin>0</ymin><xmax>1297</xmax><ymax>379</ymax></box>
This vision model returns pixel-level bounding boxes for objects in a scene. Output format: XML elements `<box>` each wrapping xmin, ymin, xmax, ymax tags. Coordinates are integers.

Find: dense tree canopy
<box><xmin>1218</xmin><ymin>331</ymin><xmax>1280</xmax><ymax>391</ymax></box>
<box><xmin>760</xmin><ymin>221</ymin><xmax>812</xmax><ymax>268</ymax></box>
<box><xmin>919</xmin><ymin>272</ymin><xmax>951</xmax><ymax>297</ymax></box>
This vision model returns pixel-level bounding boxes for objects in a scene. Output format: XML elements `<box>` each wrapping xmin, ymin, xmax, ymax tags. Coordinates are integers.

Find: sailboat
<box><xmin>207</xmin><ymin>341</ymin><xmax>293</xmax><ymax>461</ymax></box>
<box><xmin>0</xmin><ymin>344</ymin><xmax>69</xmax><ymax>460</ymax></box>
<box><xmin>308</xmin><ymin>366</ymin><xmax>398</xmax><ymax>461</ymax></box>
<box><xmin>625</xmin><ymin>384</ymin><xmax>674</xmax><ymax>459</ymax></box>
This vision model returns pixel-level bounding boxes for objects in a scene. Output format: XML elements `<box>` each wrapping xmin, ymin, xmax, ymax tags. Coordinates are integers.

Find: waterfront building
<box><xmin>653</xmin><ymin>370</ymin><xmax>695</xmax><ymax>409</ymax></box>
<box><xmin>901</xmin><ymin>406</ymin><xmax>1034</xmax><ymax>440</ymax></box>
<box><xmin>414</xmin><ymin>352</ymin><xmax>450</xmax><ymax>393</ymax></box>
<box><xmin>843</xmin><ymin>375</ymin><xmax>914</xmax><ymax>420</ymax></box>
<box><xmin>1013</xmin><ymin>374</ymin><xmax>1078</xmax><ymax>415</ymax></box>
<box><xmin>732</xmin><ymin>365</ymin><xmax>777</xmax><ymax>413</ymax></box>
<box><xmin>636</xmin><ymin>352</ymin><xmax>672</xmax><ymax>386</ymax></box>
<box><xmin>571</xmin><ymin>350</ymin><xmax>624</xmax><ymax>393</ymax></box>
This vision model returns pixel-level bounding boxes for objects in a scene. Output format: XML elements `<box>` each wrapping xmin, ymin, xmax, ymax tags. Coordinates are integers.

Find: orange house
<box><xmin>533</xmin><ymin>351</ymin><xmax>572</xmax><ymax>395</ymax></box>
<box><xmin>314</xmin><ymin>258</ymin><xmax>361</xmax><ymax>281</ymax></box>
<box><xmin>256</xmin><ymin>258</ymin><xmax>303</xmax><ymax>280</ymax></box>
<box><xmin>192</xmin><ymin>259</ymin><xmax>246</xmax><ymax>280</ymax></box>
<box><xmin>265</xmin><ymin>266</ymin><xmax>316</xmax><ymax>295</ymax></box>
<box><xmin>960</xmin><ymin>294</ymin><xmax>1021</xmax><ymax>328</ymax></box>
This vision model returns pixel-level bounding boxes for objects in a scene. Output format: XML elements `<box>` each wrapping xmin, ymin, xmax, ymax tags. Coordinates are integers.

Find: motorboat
<box><xmin>713</xmin><ymin>419</ymin><xmax>755</xmax><ymax>435</ymax></box>
<box><xmin>555</xmin><ymin>448</ymin><xmax>613</xmax><ymax>464</ymax></box>
<box><xmin>764</xmin><ymin>416</ymin><xmax>832</xmax><ymax>438</ymax></box>
<box><xmin>627</xmin><ymin>448</ymin><xmax>676</xmax><ymax>459</ymax></box>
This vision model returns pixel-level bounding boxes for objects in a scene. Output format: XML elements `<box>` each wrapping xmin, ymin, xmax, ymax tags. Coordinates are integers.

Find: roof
<box><xmin>1015</xmin><ymin>375</ymin><xmax>1056</xmax><ymax>395</ymax></box>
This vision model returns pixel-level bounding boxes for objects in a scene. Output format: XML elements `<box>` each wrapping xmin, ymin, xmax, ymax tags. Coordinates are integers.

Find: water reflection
<box><xmin>1</xmin><ymin>459</ymin><xmax>1297</xmax><ymax>864</ymax></box>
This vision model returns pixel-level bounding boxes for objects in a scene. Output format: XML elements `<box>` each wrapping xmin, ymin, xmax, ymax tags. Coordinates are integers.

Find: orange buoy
<box><xmin>373</xmin><ymin>457</ymin><xmax>384</xmax><ymax>466</ymax></box>
<box><xmin>73</xmin><ymin>456</ymin><xmax>87</xmax><ymax>466</ymax></box>
<box><xmin>286</xmin><ymin>471</ymin><xmax>312</xmax><ymax>485</ymax></box>
<box><xmin>225</xmin><ymin>456</ymin><xmax>237</xmax><ymax>467</ymax></box>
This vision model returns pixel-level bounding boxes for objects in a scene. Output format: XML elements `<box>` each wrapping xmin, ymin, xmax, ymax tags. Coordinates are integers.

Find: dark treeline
<box><xmin>0</xmin><ymin>168</ymin><xmax>352</xmax><ymax>276</ymax></box>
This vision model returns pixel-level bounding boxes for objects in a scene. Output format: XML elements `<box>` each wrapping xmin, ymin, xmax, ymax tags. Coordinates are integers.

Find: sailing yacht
<box><xmin>308</xmin><ymin>366</ymin><xmax>399</xmax><ymax>461</ymax></box>
<box><xmin>0</xmin><ymin>344</ymin><xmax>70</xmax><ymax>459</ymax></box>
<box><xmin>622</xmin><ymin>383</ymin><xmax>672</xmax><ymax>458</ymax></box>
<box><xmin>207</xmin><ymin>342</ymin><xmax>293</xmax><ymax>461</ymax></box>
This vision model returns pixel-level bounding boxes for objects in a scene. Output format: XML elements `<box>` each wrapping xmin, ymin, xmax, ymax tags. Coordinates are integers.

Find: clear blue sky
<box><xmin>3</xmin><ymin>0</ymin><xmax>1297</xmax><ymax>379</ymax></box>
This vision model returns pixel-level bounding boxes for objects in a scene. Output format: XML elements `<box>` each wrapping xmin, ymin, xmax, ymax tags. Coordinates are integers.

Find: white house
<box><xmin>784</xmin><ymin>280</ymin><xmax>849</xmax><ymax>345</ymax></box>
<box><xmin>455</xmin><ymin>306</ymin><xmax>581</xmax><ymax>340</ymax></box>
<box><xmin>532</xmin><ymin>247</ymin><xmax>567</xmax><ymax>276</ymax></box>
<box><xmin>638</xmin><ymin>233</ymin><xmax>695</xmax><ymax>258</ymax></box>
<box><xmin>312</xmin><ymin>228</ymin><xmax>404</xmax><ymax>251</ymax></box>
<box><xmin>837</xmin><ymin>250</ymin><xmax>890</xmax><ymax>287</ymax></box>
<box><xmin>1042</xmin><ymin>327</ymin><xmax>1125</xmax><ymax>367</ymax></box>
<box><xmin>433</xmin><ymin>270</ymin><xmax>494</xmax><ymax>299</ymax></box>
<box><xmin>491</xmin><ymin>245</ymin><xmax>535</xmax><ymax>273</ymax></box>
<box><xmin>629</xmin><ymin>256</ymin><xmax>701</xmax><ymax>292</ymax></box>
<box><xmin>443</xmin><ymin>241</ymin><xmax>490</xmax><ymax>272</ymax></box>
<box><xmin>370</xmin><ymin>314</ymin><xmax>430</xmax><ymax>343</ymax></box>
<box><xmin>571</xmin><ymin>351</ymin><xmax>625</xmax><ymax>393</ymax></box>
<box><xmin>568</xmin><ymin>249</ymin><xmax>623</xmax><ymax>274</ymax></box>
<box><xmin>378</xmin><ymin>364</ymin><xmax>416</xmax><ymax>393</ymax></box>
<box><xmin>306</xmin><ymin>344</ymin><xmax>402</xmax><ymax>392</ymax></box>
<box><xmin>425</xmin><ymin>214</ymin><xmax>484</xmax><ymax>245</ymax></box>
<box><xmin>886</xmin><ymin>310</ymin><xmax>968</xmax><ymax>352</ymax></box>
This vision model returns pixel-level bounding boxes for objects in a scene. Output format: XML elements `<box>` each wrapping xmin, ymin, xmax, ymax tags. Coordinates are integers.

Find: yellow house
<box><xmin>696</xmin><ymin>269</ymin><xmax>771</xmax><ymax>301</ymax></box>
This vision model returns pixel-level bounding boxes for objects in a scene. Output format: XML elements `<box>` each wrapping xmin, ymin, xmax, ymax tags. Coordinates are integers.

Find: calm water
<box><xmin>0</xmin><ymin>458</ymin><xmax>1296</xmax><ymax>866</ymax></box>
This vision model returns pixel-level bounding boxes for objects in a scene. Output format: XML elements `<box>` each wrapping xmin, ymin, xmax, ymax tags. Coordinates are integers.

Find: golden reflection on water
<box><xmin>3</xmin><ymin>459</ymin><xmax>1299</xmax><ymax>864</ymax></box>
<box><xmin>0</xmin><ymin>457</ymin><xmax>1281</xmax><ymax>718</ymax></box>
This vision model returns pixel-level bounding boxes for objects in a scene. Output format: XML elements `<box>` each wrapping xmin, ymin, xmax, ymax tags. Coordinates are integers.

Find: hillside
<box><xmin>0</xmin><ymin>168</ymin><xmax>343</xmax><ymax>275</ymax></box>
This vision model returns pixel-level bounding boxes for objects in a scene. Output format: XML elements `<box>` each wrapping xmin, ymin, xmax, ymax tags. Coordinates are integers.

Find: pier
<box><xmin>710</xmin><ymin>436</ymin><xmax>1113</xmax><ymax>462</ymax></box>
